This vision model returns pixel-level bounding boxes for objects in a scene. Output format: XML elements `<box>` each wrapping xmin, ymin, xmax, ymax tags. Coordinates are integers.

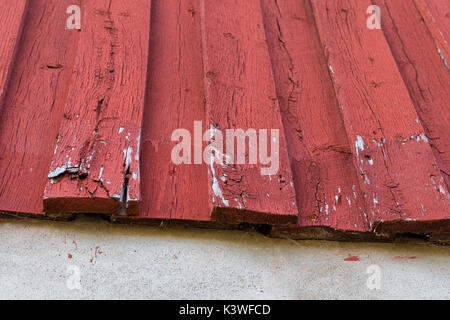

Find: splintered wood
<box><xmin>43</xmin><ymin>0</ymin><xmax>151</xmax><ymax>215</ymax></box>
<box><xmin>199</xmin><ymin>0</ymin><xmax>298</xmax><ymax>224</ymax></box>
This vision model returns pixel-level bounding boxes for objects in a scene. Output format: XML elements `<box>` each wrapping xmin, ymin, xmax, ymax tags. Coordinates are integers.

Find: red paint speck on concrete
<box><xmin>344</xmin><ymin>255</ymin><xmax>360</xmax><ymax>261</ymax></box>
<box><xmin>68</xmin><ymin>254</ymin><xmax>72</xmax><ymax>259</ymax></box>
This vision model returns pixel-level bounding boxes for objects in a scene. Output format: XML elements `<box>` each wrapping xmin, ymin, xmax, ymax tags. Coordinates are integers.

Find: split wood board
<box><xmin>43</xmin><ymin>0</ymin><xmax>151</xmax><ymax>215</ymax></box>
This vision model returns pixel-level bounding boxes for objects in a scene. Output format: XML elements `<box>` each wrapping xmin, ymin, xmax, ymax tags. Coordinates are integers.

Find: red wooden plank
<box><xmin>0</xmin><ymin>0</ymin><xmax>79</xmax><ymax>215</ymax></box>
<box><xmin>374</xmin><ymin>0</ymin><xmax>450</xmax><ymax>191</ymax></box>
<box><xmin>309</xmin><ymin>0</ymin><xmax>450</xmax><ymax>226</ymax></box>
<box><xmin>0</xmin><ymin>0</ymin><xmax>29</xmax><ymax>109</ymax></box>
<box><xmin>260</xmin><ymin>0</ymin><xmax>369</xmax><ymax>232</ymax></box>
<box><xmin>199</xmin><ymin>0</ymin><xmax>297</xmax><ymax>224</ymax></box>
<box><xmin>138</xmin><ymin>0</ymin><xmax>211</xmax><ymax>221</ymax></box>
<box><xmin>43</xmin><ymin>0</ymin><xmax>151</xmax><ymax>215</ymax></box>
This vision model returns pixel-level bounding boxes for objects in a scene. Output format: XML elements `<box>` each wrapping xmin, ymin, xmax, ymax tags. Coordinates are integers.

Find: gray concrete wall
<box><xmin>0</xmin><ymin>216</ymin><xmax>448</xmax><ymax>299</ymax></box>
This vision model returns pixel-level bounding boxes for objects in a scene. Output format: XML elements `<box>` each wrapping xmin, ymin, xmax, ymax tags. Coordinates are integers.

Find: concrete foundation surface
<box><xmin>0</xmin><ymin>216</ymin><xmax>448</xmax><ymax>299</ymax></box>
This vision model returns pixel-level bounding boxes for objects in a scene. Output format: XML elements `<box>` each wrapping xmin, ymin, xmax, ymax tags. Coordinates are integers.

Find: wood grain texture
<box><xmin>413</xmin><ymin>0</ymin><xmax>449</xmax><ymax>73</ymax></box>
<box><xmin>310</xmin><ymin>0</ymin><xmax>450</xmax><ymax>227</ymax></box>
<box><xmin>374</xmin><ymin>0</ymin><xmax>450</xmax><ymax>191</ymax></box>
<box><xmin>420</xmin><ymin>0</ymin><xmax>450</xmax><ymax>44</ymax></box>
<box><xmin>0</xmin><ymin>0</ymin><xmax>29</xmax><ymax>110</ymax></box>
<box><xmin>200</xmin><ymin>0</ymin><xmax>298</xmax><ymax>224</ymax></box>
<box><xmin>0</xmin><ymin>0</ymin><xmax>79</xmax><ymax>215</ymax></box>
<box><xmin>138</xmin><ymin>0</ymin><xmax>211</xmax><ymax>221</ymax></box>
<box><xmin>43</xmin><ymin>0</ymin><xmax>151</xmax><ymax>215</ymax></box>
<box><xmin>261</xmin><ymin>0</ymin><xmax>369</xmax><ymax>233</ymax></box>
<box><xmin>0</xmin><ymin>0</ymin><xmax>448</xmax><ymax>239</ymax></box>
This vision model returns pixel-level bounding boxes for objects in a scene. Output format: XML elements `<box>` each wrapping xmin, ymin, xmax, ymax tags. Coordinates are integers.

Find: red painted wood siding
<box><xmin>43</xmin><ymin>0</ymin><xmax>151</xmax><ymax>215</ymax></box>
<box><xmin>140</xmin><ymin>0</ymin><xmax>211</xmax><ymax>221</ymax></box>
<box><xmin>199</xmin><ymin>0</ymin><xmax>297</xmax><ymax>224</ymax></box>
<box><xmin>375</xmin><ymin>0</ymin><xmax>450</xmax><ymax>191</ymax></box>
<box><xmin>261</xmin><ymin>0</ymin><xmax>369</xmax><ymax>232</ymax></box>
<box><xmin>0</xmin><ymin>0</ymin><xmax>79</xmax><ymax>215</ymax></box>
<box><xmin>0</xmin><ymin>0</ymin><xmax>448</xmax><ymax>241</ymax></box>
<box><xmin>309</xmin><ymin>0</ymin><xmax>449</xmax><ymax>227</ymax></box>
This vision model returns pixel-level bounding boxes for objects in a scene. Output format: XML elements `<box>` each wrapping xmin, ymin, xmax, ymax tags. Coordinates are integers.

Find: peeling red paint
<box><xmin>0</xmin><ymin>0</ymin><xmax>448</xmax><ymax>242</ymax></box>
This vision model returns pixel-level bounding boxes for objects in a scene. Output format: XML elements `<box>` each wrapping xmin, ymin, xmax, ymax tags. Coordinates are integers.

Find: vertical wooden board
<box><xmin>43</xmin><ymin>0</ymin><xmax>151</xmax><ymax>214</ymax></box>
<box><xmin>138</xmin><ymin>0</ymin><xmax>211</xmax><ymax>221</ymax></box>
<box><xmin>310</xmin><ymin>0</ymin><xmax>450</xmax><ymax>225</ymax></box>
<box><xmin>260</xmin><ymin>0</ymin><xmax>369</xmax><ymax>232</ymax></box>
<box><xmin>0</xmin><ymin>0</ymin><xmax>79</xmax><ymax>214</ymax></box>
<box><xmin>0</xmin><ymin>0</ymin><xmax>29</xmax><ymax>110</ymax></box>
<box><xmin>374</xmin><ymin>0</ymin><xmax>450</xmax><ymax>190</ymax></box>
<box><xmin>199</xmin><ymin>0</ymin><xmax>298</xmax><ymax>224</ymax></box>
